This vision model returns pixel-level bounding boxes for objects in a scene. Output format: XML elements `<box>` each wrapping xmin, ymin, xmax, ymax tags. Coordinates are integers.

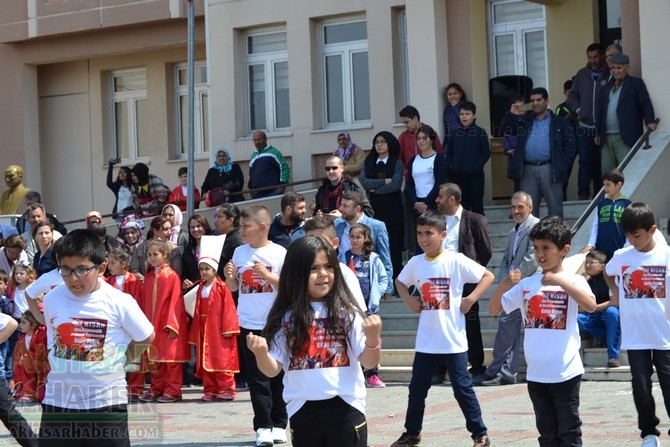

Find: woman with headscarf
<box><xmin>161</xmin><ymin>204</ymin><xmax>188</xmax><ymax>253</ymax></box>
<box><xmin>115</xmin><ymin>214</ymin><xmax>146</xmax><ymax>255</ymax></box>
<box><xmin>130</xmin><ymin>216</ymin><xmax>182</xmax><ymax>283</ymax></box>
<box><xmin>359</xmin><ymin>131</ymin><xmax>405</xmax><ymax>282</ymax></box>
<box><xmin>106</xmin><ymin>159</ymin><xmax>134</xmax><ymax>220</ymax></box>
<box><xmin>334</xmin><ymin>132</ymin><xmax>366</xmax><ymax>176</ymax></box>
<box><xmin>131</xmin><ymin>163</ymin><xmax>170</xmax><ymax>217</ymax></box>
<box><xmin>200</xmin><ymin>148</ymin><xmax>245</xmax><ymax>204</ymax></box>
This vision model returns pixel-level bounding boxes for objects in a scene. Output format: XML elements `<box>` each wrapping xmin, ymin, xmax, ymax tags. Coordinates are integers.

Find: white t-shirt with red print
<box><xmin>268</xmin><ymin>301</ymin><xmax>366</xmax><ymax>417</ymax></box>
<box><xmin>502</xmin><ymin>271</ymin><xmax>593</xmax><ymax>383</ymax></box>
<box><xmin>606</xmin><ymin>244</ymin><xmax>670</xmax><ymax>350</ymax></box>
<box><xmin>396</xmin><ymin>251</ymin><xmax>486</xmax><ymax>354</ymax></box>
<box><xmin>232</xmin><ymin>242</ymin><xmax>286</xmax><ymax>330</ymax></box>
<box><xmin>42</xmin><ymin>280</ymin><xmax>154</xmax><ymax>409</ymax></box>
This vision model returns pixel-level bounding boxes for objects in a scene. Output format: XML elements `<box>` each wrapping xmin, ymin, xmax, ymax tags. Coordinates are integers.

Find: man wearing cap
<box><xmin>595</xmin><ymin>53</ymin><xmax>657</xmax><ymax>174</ymax></box>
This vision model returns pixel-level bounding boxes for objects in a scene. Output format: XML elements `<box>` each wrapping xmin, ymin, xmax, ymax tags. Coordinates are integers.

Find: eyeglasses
<box><xmin>325</xmin><ymin>166</ymin><xmax>339</xmax><ymax>172</ymax></box>
<box><xmin>58</xmin><ymin>264</ymin><xmax>99</xmax><ymax>278</ymax></box>
<box><xmin>374</xmin><ymin>140</ymin><xmax>387</xmax><ymax>145</ymax></box>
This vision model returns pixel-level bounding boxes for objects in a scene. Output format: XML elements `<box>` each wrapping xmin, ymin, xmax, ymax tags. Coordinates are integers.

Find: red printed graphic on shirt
<box><xmin>51</xmin><ymin>318</ymin><xmax>108</xmax><ymax>361</ymax></box>
<box><xmin>288</xmin><ymin>318</ymin><xmax>350</xmax><ymax>370</ymax></box>
<box><xmin>525</xmin><ymin>290</ymin><xmax>568</xmax><ymax>330</ymax></box>
<box><xmin>238</xmin><ymin>266</ymin><xmax>274</xmax><ymax>294</ymax></box>
<box><xmin>420</xmin><ymin>277</ymin><xmax>450</xmax><ymax>310</ymax></box>
<box><xmin>621</xmin><ymin>265</ymin><xmax>666</xmax><ymax>299</ymax></box>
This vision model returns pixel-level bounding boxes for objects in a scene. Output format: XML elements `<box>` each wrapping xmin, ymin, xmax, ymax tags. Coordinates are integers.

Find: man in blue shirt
<box><xmin>502</xmin><ymin>87</ymin><xmax>576</xmax><ymax>218</ymax></box>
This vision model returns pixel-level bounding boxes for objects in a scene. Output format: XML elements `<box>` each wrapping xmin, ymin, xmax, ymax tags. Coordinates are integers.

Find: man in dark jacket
<box><xmin>268</xmin><ymin>192</ymin><xmax>306</xmax><ymax>249</ymax></box>
<box><xmin>313</xmin><ymin>155</ymin><xmax>373</xmax><ymax>217</ymax></box>
<box><xmin>502</xmin><ymin>87</ymin><xmax>577</xmax><ymax>218</ymax></box>
<box><xmin>595</xmin><ymin>53</ymin><xmax>657</xmax><ymax>175</ymax></box>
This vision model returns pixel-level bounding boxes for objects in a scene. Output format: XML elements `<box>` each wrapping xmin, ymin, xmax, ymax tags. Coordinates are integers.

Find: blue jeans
<box><xmin>527</xmin><ymin>375</ymin><xmax>582</xmax><ymax>446</ymax></box>
<box><xmin>627</xmin><ymin>349</ymin><xmax>670</xmax><ymax>438</ymax></box>
<box><xmin>576</xmin><ymin>127</ymin><xmax>600</xmax><ymax>198</ymax></box>
<box><xmin>5</xmin><ymin>327</ymin><xmax>20</xmax><ymax>382</ymax></box>
<box><xmin>577</xmin><ymin>308</ymin><xmax>621</xmax><ymax>359</ymax></box>
<box><xmin>521</xmin><ymin>163</ymin><xmax>564</xmax><ymax>218</ymax></box>
<box><xmin>404</xmin><ymin>351</ymin><xmax>486</xmax><ymax>438</ymax></box>
<box><xmin>0</xmin><ymin>340</ymin><xmax>9</xmax><ymax>392</ymax></box>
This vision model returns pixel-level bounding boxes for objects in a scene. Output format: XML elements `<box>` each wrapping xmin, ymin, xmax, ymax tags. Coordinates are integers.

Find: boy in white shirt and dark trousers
<box><xmin>392</xmin><ymin>210</ymin><xmax>494</xmax><ymax>447</ymax></box>
<box><xmin>224</xmin><ymin>206</ymin><xmax>288</xmax><ymax>447</ymax></box>
<box><xmin>490</xmin><ymin>216</ymin><xmax>596</xmax><ymax>447</ymax></box>
<box><xmin>29</xmin><ymin>229</ymin><xmax>155</xmax><ymax>447</ymax></box>
<box><xmin>604</xmin><ymin>203</ymin><xmax>670</xmax><ymax>447</ymax></box>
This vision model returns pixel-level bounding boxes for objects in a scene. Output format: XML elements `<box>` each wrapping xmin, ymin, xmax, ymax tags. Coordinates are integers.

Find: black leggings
<box><xmin>290</xmin><ymin>397</ymin><xmax>367</xmax><ymax>447</ymax></box>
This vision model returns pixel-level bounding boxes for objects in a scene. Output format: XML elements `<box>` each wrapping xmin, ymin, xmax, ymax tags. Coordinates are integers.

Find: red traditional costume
<box><xmin>106</xmin><ymin>271</ymin><xmax>147</xmax><ymax>399</ymax></box>
<box><xmin>189</xmin><ymin>277</ymin><xmax>240</xmax><ymax>400</ymax></box>
<box><xmin>13</xmin><ymin>325</ymin><xmax>49</xmax><ymax>402</ymax></box>
<box><xmin>141</xmin><ymin>264</ymin><xmax>189</xmax><ymax>399</ymax></box>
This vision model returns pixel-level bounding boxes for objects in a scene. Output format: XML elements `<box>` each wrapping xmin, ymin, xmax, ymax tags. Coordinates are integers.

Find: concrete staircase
<box><xmin>378</xmin><ymin>200</ymin><xmax>634</xmax><ymax>382</ymax></box>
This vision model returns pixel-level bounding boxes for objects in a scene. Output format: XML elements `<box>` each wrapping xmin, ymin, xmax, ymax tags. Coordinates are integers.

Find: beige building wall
<box><xmin>638</xmin><ymin>0</ymin><xmax>669</xmax><ymax>133</ymax></box>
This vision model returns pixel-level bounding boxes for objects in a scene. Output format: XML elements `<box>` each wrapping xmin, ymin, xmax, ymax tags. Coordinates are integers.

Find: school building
<box><xmin>0</xmin><ymin>0</ymin><xmax>668</xmax><ymax>221</ymax></box>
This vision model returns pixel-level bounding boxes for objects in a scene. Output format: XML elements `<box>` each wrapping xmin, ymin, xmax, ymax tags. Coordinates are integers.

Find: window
<box><xmin>398</xmin><ymin>11</ymin><xmax>410</xmax><ymax>106</ymax></box>
<box><xmin>245</xmin><ymin>30</ymin><xmax>290</xmax><ymax>133</ymax></box>
<box><xmin>321</xmin><ymin>20</ymin><xmax>370</xmax><ymax>126</ymax></box>
<box><xmin>488</xmin><ymin>0</ymin><xmax>547</xmax><ymax>88</ymax></box>
<box><xmin>111</xmin><ymin>69</ymin><xmax>148</xmax><ymax>161</ymax></box>
<box><xmin>176</xmin><ymin>62</ymin><xmax>209</xmax><ymax>159</ymax></box>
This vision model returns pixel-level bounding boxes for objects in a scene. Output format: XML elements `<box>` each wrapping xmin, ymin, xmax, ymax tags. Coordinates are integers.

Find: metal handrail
<box><xmin>570</xmin><ymin>118</ymin><xmax>661</xmax><ymax>236</ymax></box>
<box><xmin>59</xmin><ymin>176</ymin><xmax>326</xmax><ymax>226</ymax></box>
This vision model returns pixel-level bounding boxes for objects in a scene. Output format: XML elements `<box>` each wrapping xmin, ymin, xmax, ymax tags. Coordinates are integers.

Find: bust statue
<box><xmin>0</xmin><ymin>165</ymin><xmax>30</xmax><ymax>215</ymax></box>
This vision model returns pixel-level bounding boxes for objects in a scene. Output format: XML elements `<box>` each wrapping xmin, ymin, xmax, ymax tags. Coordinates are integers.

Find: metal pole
<box><xmin>186</xmin><ymin>0</ymin><xmax>195</xmax><ymax>216</ymax></box>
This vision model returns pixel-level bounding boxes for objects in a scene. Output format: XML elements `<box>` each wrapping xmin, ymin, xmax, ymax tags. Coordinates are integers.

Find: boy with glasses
<box><xmin>27</xmin><ymin>229</ymin><xmax>155</xmax><ymax>446</ymax></box>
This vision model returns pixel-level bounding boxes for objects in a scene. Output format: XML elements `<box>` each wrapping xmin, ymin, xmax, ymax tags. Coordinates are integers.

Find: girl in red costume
<box><xmin>105</xmin><ymin>248</ymin><xmax>145</xmax><ymax>402</ymax></box>
<box><xmin>189</xmin><ymin>244</ymin><xmax>239</xmax><ymax>402</ymax></box>
<box><xmin>139</xmin><ymin>240</ymin><xmax>189</xmax><ymax>403</ymax></box>
<box><xmin>13</xmin><ymin>310</ymin><xmax>48</xmax><ymax>403</ymax></box>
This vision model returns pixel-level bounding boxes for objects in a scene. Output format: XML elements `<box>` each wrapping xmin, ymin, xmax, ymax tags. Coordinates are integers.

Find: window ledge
<box><xmin>237</xmin><ymin>130</ymin><xmax>294</xmax><ymax>141</ymax></box>
<box><xmin>311</xmin><ymin>122</ymin><xmax>373</xmax><ymax>134</ymax></box>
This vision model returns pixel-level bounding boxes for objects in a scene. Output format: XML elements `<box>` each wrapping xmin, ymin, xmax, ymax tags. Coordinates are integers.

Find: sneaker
<box><xmin>366</xmin><ymin>375</ymin><xmax>386</xmax><ymax>388</ymax></box>
<box><xmin>271</xmin><ymin>427</ymin><xmax>287</xmax><ymax>444</ymax></box>
<box><xmin>642</xmin><ymin>434</ymin><xmax>661</xmax><ymax>447</ymax></box>
<box><xmin>139</xmin><ymin>392</ymin><xmax>159</xmax><ymax>402</ymax></box>
<box><xmin>217</xmin><ymin>392</ymin><xmax>235</xmax><ymax>401</ymax></box>
<box><xmin>482</xmin><ymin>375</ymin><xmax>516</xmax><ymax>386</ymax></box>
<box><xmin>471</xmin><ymin>373</ymin><xmax>490</xmax><ymax>386</ymax></box>
<box><xmin>236</xmin><ymin>381</ymin><xmax>249</xmax><ymax>392</ymax></box>
<box><xmin>156</xmin><ymin>394</ymin><xmax>180</xmax><ymax>403</ymax></box>
<box><xmin>608</xmin><ymin>358</ymin><xmax>621</xmax><ymax>368</ymax></box>
<box><xmin>201</xmin><ymin>394</ymin><xmax>216</xmax><ymax>402</ymax></box>
<box><xmin>391</xmin><ymin>432</ymin><xmax>422</xmax><ymax>447</ymax></box>
<box><xmin>255</xmin><ymin>428</ymin><xmax>274</xmax><ymax>447</ymax></box>
<box><xmin>473</xmin><ymin>434</ymin><xmax>491</xmax><ymax>447</ymax></box>
<box><xmin>128</xmin><ymin>394</ymin><xmax>141</xmax><ymax>403</ymax></box>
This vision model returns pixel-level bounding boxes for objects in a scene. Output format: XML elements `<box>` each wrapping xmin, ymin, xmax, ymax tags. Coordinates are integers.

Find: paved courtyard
<box><xmin>1</xmin><ymin>381</ymin><xmax>668</xmax><ymax>446</ymax></box>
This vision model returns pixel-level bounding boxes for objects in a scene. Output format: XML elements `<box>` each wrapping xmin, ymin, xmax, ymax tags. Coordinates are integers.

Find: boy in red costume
<box><xmin>189</xmin><ymin>235</ymin><xmax>240</xmax><ymax>401</ymax></box>
<box><xmin>140</xmin><ymin>240</ymin><xmax>190</xmax><ymax>403</ymax></box>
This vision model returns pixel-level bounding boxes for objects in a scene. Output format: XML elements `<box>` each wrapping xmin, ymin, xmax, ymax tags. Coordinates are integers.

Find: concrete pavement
<box><xmin>1</xmin><ymin>381</ymin><xmax>667</xmax><ymax>446</ymax></box>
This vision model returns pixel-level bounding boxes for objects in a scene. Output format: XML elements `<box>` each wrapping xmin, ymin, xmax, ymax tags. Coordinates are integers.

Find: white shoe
<box><xmin>642</xmin><ymin>434</ymin><xmax>661</xmax><ymax>447</ymax></box>
<box><xmin>255</xmin><ymin>428</ymin><xmax>274</xmax><ymax>447</ymax></box>
<box><xmin>272</xmin><ymin>427</ymin><xmax>287</xmax><ymax>444</ymax></box>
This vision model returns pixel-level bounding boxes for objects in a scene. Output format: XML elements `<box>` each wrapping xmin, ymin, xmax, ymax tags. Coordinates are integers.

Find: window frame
<box><xmin>175</xmin><ymin>61</ymin><xmax>210</xmax><ymax>160</ymax></box>
<box><xmin>319</xmin><ymin>18</ymin><xmax>371</xmax><ymax>128</ymax></box>
<box><xmin>244</xmin><ymin>28</ymin><xmax>291</xmax><ymax>135</ymax></box>
<box><xmin>110</xmin><ymin>68</ymin><xmax>149</xmax><ymax>163</ymax></box>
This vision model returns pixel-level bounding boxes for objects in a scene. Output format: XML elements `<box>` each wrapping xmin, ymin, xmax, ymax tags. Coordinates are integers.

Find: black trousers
<box><xmin>239</xmin><ymin>327</ymin><xmax>288</xmax><ymax>431</ymax></box>
<box><xmin>290</xmin><ymin>397</ymin><xmax>367</xmax><ymax>447</ymax></box>
<box><xmin>38</xmin><ymin>404</ymin><xmax>130</xmax><ymax>447</ymax></box>
<box><xmin>527</xmin><ymin>375</ymin><xmax>582</xmax><ymax>447</ymax></box>
<box><xmin>0</xmin><ymin>386</ymin><xmax>37</xmax><ymax>447</ymax></box>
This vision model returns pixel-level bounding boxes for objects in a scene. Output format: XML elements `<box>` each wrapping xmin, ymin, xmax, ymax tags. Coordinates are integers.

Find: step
<box><xmin>582</xmin><ymin>347</ymin><xmax>629</xmax><ymax>367</ymax></box>
<box><xmin>381</xmin><ymin>313</ymin><xmax>506</xmax><ymax>332</ymax></box>
<box><xmin>380</xmin><ymin>348</ymin><xmax>527</xmax><ymax>368</ymax></box>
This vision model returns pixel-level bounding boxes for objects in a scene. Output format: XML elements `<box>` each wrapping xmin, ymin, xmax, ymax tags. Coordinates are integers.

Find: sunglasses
<box><xmin>325</xmin><ymin>166</ymin><xmax>339</xmax><ymax>172</ymax></box>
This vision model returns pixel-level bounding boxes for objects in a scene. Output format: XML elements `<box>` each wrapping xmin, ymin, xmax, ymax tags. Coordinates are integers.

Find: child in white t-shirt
<box><xmin>490</xmin><ymin>216</ymin><xmax>596</xmax><ymax>447</ymax></box>
<box><xmin>392</xmin><ymin>210</ymin><xmax>494</xmax><ymax>447</ymax></box>
<box><xmin>224</xmin><ymin>205</ymin><xmax>287</xmax><ymax>447</ymax></box>
<box><xmin>247</xmin><ymin>235</ymin><xmax>382</xmax><ymax>447</ymax></box>
<box><xmin>604</xmin><ymin>203</ymin><xmax>670</xmax><ymax>447</ymax></box>
<box><xmin>28</xmin><ymin>229</ymin><xmax>155</xmax><ymax>447</ymax></box>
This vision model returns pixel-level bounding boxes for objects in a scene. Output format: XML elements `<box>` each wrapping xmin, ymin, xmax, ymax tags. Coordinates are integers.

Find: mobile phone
<box><xmin>519</xmin><ymin>103</ymin><xmax>533</xmax><ymax>113</ymax></box>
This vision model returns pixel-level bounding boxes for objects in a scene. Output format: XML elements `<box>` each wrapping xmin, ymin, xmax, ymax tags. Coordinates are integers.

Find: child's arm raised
<box><xmin>253</xmin><ymin>260</ymin><xmax>280</xmax><ymax>289</ymax></box>
<box><xmin>395</xmin><ymin>279</ymin><xmax>422</xmax><ymax>314</ymax></box>
<box><xmin>247</xmin><ymin>333</ymin><xmax>283</xmax><ymax>377</ymax></box>
<box><xmin>542</xmin><ymin>271</ymin><xmax>597</xmax><ymax>312</ymax></box>
<box><xmin>224</xmin><ymin>261</ymin><xmax>239</xmax><ymax>292</ymax></box>
<box><xmin>489</xmin><ymin>269</ymin><xmax>522</xmax><ymax>316</ymax></box>
<box><xmin>460</xmin><ymin>269</ymin><xmax>495</xmax><ymax>314</ymax></box>
<box><xmin>358</xmin><ymin>314</ymin><xmax>382</xmax><ymax>369</ymax></box>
